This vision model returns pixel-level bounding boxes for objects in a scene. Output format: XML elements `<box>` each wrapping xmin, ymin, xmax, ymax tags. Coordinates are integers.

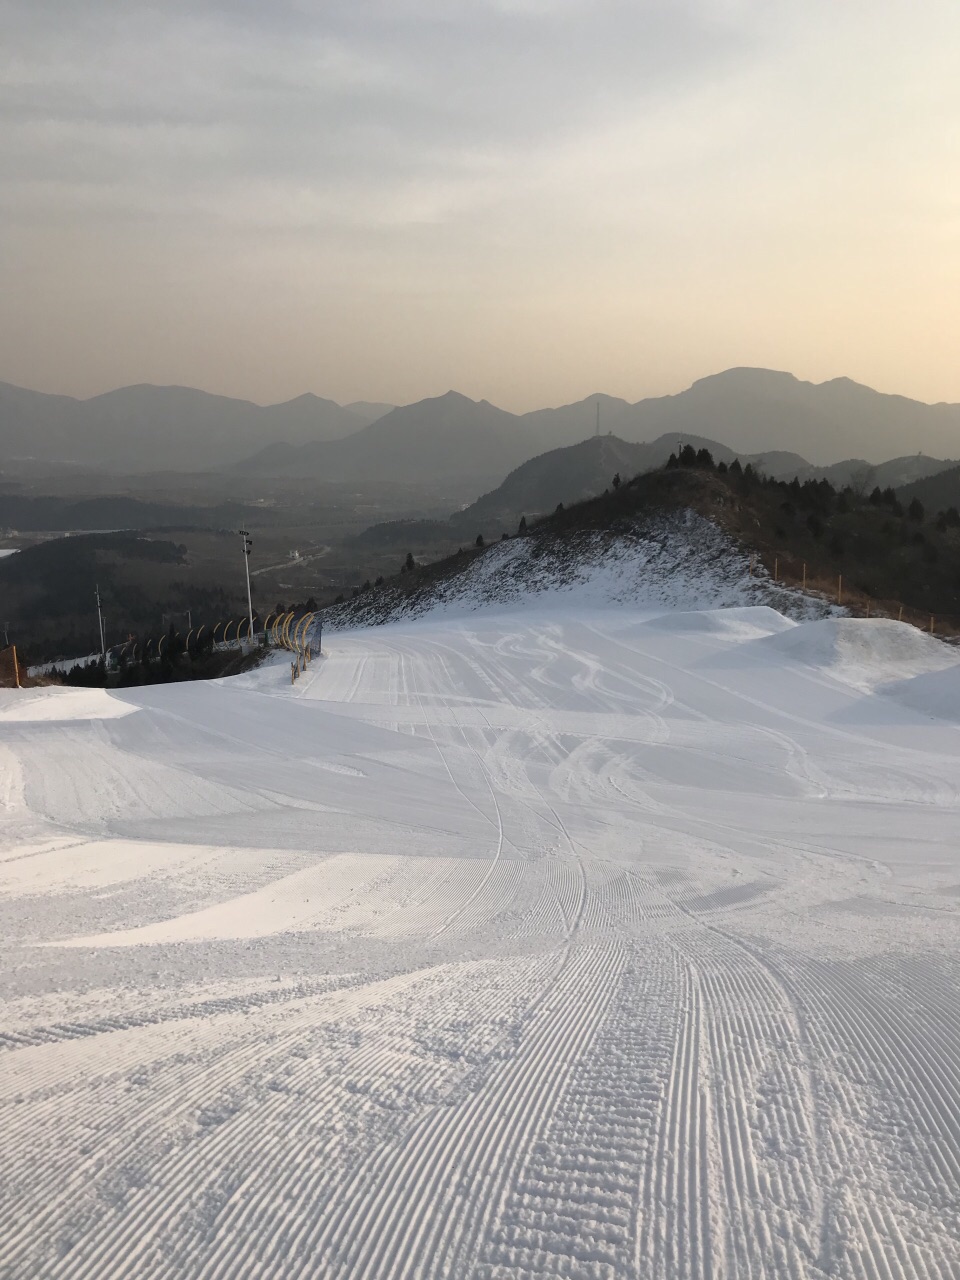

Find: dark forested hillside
<box><xmin>0</xmin><ymin>494</ymin><xmax>270</xmax><ymax>532</ymax></box>
<box><xmin>0</xmin><ymin>534</ymin><xmax>245</xmax><ymax>663</ymax></box>
<box><xmin>897</xmin><ymin>464</ymin><xmax>960</xmax><ymax>518</ymax></box>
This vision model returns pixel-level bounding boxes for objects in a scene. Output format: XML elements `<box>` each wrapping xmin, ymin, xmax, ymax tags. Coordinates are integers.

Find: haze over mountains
<box><xmin>0</xmin><ymin>382</ymin><xmax>388</xmax><ymax>473</ymax></box>
<box><xmin>236</xmin><ymin>392</ymin><xmax>529</xmax><ymax>486</ymax></box>
<box><xmin>3</xmin><ymin>368</ymin><xmax>960</xmax><ymax>485</ymax></box>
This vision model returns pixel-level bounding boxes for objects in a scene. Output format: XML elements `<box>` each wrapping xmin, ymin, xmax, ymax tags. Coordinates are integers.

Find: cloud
<box><xmin>1</xmin><ymin>0</ymin><xmax>959</xmax><ymax>407</ymax></box>
<box><xmin>1</xmin><ymin>1</ymin><xmax>757</xmax><ymax>226</ymax></box>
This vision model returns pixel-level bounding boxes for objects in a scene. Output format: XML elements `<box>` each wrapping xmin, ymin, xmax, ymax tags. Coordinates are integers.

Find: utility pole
<box><xmin>239</xmin><ymin>530</ymin><xmax>255</xmax><ymax>642</ymax></box>
<box><xmin>95</xmin><ymin>584</ymin><xmax>107</xmax><ymax>669</ymax></box>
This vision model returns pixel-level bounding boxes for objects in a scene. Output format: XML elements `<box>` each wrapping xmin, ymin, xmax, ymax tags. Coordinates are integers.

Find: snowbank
<box><xmin>752</xmin><ymin>617</ymin><xmax>958</xmax><ymax>692</ymax></box>
<box><xmin>641</xmin><ymin>605</ymin><xmax>796</xmax><ymax>640</ymax></box>
<box><xmin>0</xmin><ymin>686</ymin><xmax>136</xmax><ymax>722</ymax></box>
<box><xmin>881</xmin><ymin>664</ymin><xmax>960</xmax><ymax>723</ymax></box>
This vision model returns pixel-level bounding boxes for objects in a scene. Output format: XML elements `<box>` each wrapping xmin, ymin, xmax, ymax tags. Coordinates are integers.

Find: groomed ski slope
<box><xmin>3</xmin><ymin>603</ymin><xmax>960</xmax><ymax>1278</ymax></box>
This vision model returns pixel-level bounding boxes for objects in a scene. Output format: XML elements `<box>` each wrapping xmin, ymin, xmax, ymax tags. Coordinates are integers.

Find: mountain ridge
<box><xmin>4</xmin><ymin>368</ymin><xmax>960</xmax><ymax>479</ymax></box>
<box><xmin>0</xmin><ymin>380</ymin><xmax>373</xmax><ymax>473</ymax></box>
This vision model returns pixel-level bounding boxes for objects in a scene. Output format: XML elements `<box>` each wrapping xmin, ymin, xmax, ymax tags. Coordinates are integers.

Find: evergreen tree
<box><xmin>612</xmin><ymin>472</ymin><xmax>621</xmax><ymax>490</ymax></box>
<box><xmin>405</xmin><ymin>551</ymin><xmax>415</xmax><ymax>571</ymax></box>
<box><xmin>679</xmin><ymin>443</ymin><xmax>697</xmax><ymax>467</ymax></box>
<box><xmin>475</xmin><ymin>533</ymin><xmax>485</xmax><ymax>547</ymax></box>
<box><xmin>518</xmin><ymin>515</ymin><xmax>527</xmax><ymax>534</ymax></box>
<box><xmin>665</xmin><ymin>452</ymin><xmax>679</xmax><ymax>470</ymax></box>
<box><xmin>908</xmin><ymin>497</ymin><xmax>925</xmax><ymax>522</ymax></box>
<box><xmin>729</xmin><ymin>458</ymin><xmax>742</xmax><ymax>476</ymax></box>
<box><xmin>695</xmin><ymin>448</ymin><xmax>714</xmax><ymax>468</ymax></box>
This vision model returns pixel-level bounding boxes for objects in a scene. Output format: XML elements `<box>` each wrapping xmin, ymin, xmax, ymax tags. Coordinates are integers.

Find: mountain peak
<box><xmin>689</xmin><ymin>368</ymin><xmax>799</xmax><ymax>394</ymax></box>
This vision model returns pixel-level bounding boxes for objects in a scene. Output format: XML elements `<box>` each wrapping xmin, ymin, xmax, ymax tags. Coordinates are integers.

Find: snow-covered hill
<box><xmin>327</xmin><ymin>508</ymin><xmax>833</xmax><ymax>630</ymax></box>
<box><xmin>3</xmin><ymin>576</ymin><xmax>960</xmax><ymax>1277</ymax></box>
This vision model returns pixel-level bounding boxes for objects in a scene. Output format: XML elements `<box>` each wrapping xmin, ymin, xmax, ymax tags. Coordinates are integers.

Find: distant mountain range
<box><xmin>0</xmin><ymin>382</ymin><xmax>390</xmax><ymax>473</ymax></box>
<box><xmin>3</xmin><ymin>368</ymin><xmax>960</xmax><ymax>484</ymax></box>
<box><xmin>234</xmin><ymin>371</ymin><xmax>960</xmax><ymax>489</ymax></box>
<box><xmin>347</xmin><ymin>432</ymin><xmax>960</xmax><ymax>551</ymax></box>
<box><xmin>452</xmin><ymin>435</ymin><xmax>960</xmax><ymax>532</ymax></box>
<box><xmin>592</xmin><ymin>368</ymin><xmax>960</xmax><ymax>463</ymax></box>
<box><xmin>234</xmin><ymin>392</ymin><xmax>534</xmax><ymax>487</ymax></box>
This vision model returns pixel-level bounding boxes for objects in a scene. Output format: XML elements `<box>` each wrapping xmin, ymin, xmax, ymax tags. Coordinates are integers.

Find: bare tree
<box><xmin>847</xmin><ymin>464</ymin><xmax>876</xmax><ymax>501</ymax></box>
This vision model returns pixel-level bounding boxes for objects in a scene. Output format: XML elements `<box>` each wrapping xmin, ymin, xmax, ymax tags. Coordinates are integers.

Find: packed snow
<box><xmin>2</xmin><ymin>579</ymin><xmax>960</xmax><ymax>1276</ymax></box>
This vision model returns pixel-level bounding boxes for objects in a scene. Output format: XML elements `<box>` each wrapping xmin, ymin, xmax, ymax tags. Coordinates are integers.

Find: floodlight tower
<box><xmin>239</xmin><ymin>530</ymin><xmax>255</xmax><ymax>642</ymax></box>
<box><xmin>95</xmin><ymin>584</ymin><xmax>107</xmax><ymax>667</ymax></box>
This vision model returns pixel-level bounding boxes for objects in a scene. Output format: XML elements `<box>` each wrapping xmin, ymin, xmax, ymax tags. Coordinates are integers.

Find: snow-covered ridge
<box><xmin>327</xmin><ymin>508</ymin><xmax>832</xmax><ymax>629</ymax></box>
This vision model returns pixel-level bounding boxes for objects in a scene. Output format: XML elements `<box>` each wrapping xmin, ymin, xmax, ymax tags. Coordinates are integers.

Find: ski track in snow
<box><xmin>2</xmin><ymin>599</ymin><xmax>960</xmax><ymax>1279</ymax></box>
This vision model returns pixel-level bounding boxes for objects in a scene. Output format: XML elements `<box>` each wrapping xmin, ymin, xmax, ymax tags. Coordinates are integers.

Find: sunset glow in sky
<box><xmin>3</xmin><ymin>0</ymin><xmax>959</xmax><ymax>410</ymax></box>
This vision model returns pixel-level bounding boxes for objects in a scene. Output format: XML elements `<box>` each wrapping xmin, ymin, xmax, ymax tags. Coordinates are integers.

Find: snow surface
<box><xmin>752</xmin><ymin>616</ymin><xmax>960</xmax><ymax>692</ymax></box>
<box><xmin>0</xmin><ymin>686</ymin><xmax>137</xmax><ymax>722</ymax></box>
<box><xmin>3</xmin><ymin>560</ymin><xmax>960</xmax><ymax>1276</ymax></box>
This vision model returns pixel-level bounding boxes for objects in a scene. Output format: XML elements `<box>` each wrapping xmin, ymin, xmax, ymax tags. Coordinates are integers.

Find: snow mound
<box><xmin>0</xmin><ymin>686</ymin><xmax>136</xmax><ymax>722</ymax></box>
<box><xmin>752</xmin><ymin>617</ymin><xmax>958</xmax><ymax>691</ymax></box>
<box><xmin>642</xmin><ymin>606</ymin><xmax>796</xmax><ymax>640</ymax></box>
<box><xmin>881</xmin><ymin>665</ymin><xmax>960</xmax><ymax>723</ymax></box>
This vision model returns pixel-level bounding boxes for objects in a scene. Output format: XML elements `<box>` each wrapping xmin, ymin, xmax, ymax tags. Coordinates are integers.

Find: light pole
<box><xmin>95</xmin><ymin>584</ymin><xmax>107</xmax><ymax>669</ymax></box>
<box><xmin>239</xmin><ymin>530</ymin><xmax>255</xmax><ymax>644</ymax></box>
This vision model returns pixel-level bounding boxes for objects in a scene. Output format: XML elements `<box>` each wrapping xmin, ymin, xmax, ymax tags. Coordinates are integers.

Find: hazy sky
<box><xmin>2</xmin><ymin>0</ymin><xmax>959</xmax><ymax>410</ymax></box>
